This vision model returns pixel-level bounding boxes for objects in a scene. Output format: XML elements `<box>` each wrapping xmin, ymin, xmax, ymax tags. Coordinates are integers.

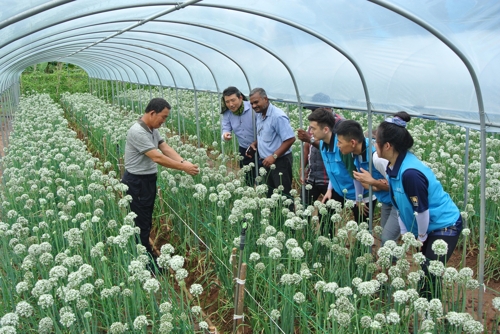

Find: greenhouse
<box><xmin>1</xmin><ymin>0</ymin><xmax>500</xmax><ymax>333</ymax></box>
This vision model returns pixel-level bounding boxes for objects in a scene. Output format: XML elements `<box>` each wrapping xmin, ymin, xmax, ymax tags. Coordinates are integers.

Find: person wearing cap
<box><xmin>221</xmin><ymin>86</ymin><xmax>257</xmax><ymax>186</ymax></box>
<box><xmin>247</xmin><ymin>87</ymin><xmax>296</xmax><ymax>199</ymax></box>
<box><xmin>335</xmin><ymin>119</ymin><xmax>399</xmax><ymax>245</ymax></box>
<box><xmin>375</xmin><ymin>111</ymin><xmax>462</xmax><ymax>298</ymax></box>
<box><xmin>297</xmin><ymin>93</ymin><xmax>344</xmax><ymax>209</ymax></box>
<box><xmin>122</xmin><ymin>98</ymin><xmax>200</xmax><ymax>273</ymax></box>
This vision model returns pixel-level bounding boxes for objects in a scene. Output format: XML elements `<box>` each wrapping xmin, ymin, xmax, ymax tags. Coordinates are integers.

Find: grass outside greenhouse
<box><xmin>0</xmin><ymin>66</ymin><xmax>499</xmax><ymax>332</ymax></box>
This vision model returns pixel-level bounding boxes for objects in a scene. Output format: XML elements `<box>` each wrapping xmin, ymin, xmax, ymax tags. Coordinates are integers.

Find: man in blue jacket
<box><xmin>335</xmin><ymin>120</ymin><xmax>399</xmax><ymax>244</ymax></box>
<box><xmin>307</xmin><ymin>109</ymin><xmax>372</xmax><ymax>231</ymax></box>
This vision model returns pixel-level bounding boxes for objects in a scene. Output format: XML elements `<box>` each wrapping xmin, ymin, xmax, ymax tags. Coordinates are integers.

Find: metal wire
<box><xmin>161</xmin><ymin>200</ymin><xmax>286</xmax><ymax>334</ymax></box>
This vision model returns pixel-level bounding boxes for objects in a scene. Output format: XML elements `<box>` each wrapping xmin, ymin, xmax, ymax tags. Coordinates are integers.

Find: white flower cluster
<box><xmin>1</xmin><ymin>88</ymin><xmax>493</xmax><ymax>334</ymax></box>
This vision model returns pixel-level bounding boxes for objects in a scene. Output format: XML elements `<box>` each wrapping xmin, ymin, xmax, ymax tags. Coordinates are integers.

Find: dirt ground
<box><xmin>445</xmin><ymin>247</ymin><xmax>500</xmax><ymax>331</ymax></box>
<box><xmin>4</xmin><ymin>107</ymin><xmax>498</xmax><ymax>332</ymax></box>
<box><xmin>150</xmin><ymin>208</ymin><xmax>500</xmax><ymax>333</ymax></box>
<box><xmin>148</xmin><ymin>143</ymin><xmax>500</xmax><ymax>333</ymax></box>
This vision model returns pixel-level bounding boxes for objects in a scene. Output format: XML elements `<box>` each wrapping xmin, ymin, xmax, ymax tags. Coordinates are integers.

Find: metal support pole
<box><xmin>138</xmin><ymin>83</ymin><xmax>143</xmax><ymax>113</ymax></box>
<box><xmin>111</xmin><ymin>80</ymin><xmax>115</xmax><ymax>105</ymax></box>
<box><xmin>159</xmin><ymin>85</ymin><xmax>164</xmax><ymax>99</ymax></box>
<box><xmin>210</xmin><ymin>91</ymin><xmax>217</xmax><ymax>144</ymax></box>
<box><xmin>105</xmin><ymin>80</ymin><xmax>109</xmax><ymax>103</ymax></box>
<box><xmin>463</xmin><ymin>128</ymin><xmax>470</xmax><ymax>225</ymax></box>
<box><xmin>299</xmin><ymin>105</ymin><xmax>306</xmax><ymax>204</ymax></box>
<box><xmin>116</xmin><ymin>80</ymin><xmax>121</xmax><ymax>107</ymax></box>
<box><xmin>175</xmin><ymin>88</ymin><xmax>181</xmax><ymax>137</ymax></box>
<box><xmin>218</xmin><ymin>92</ymin><xmax>225</xmax><ymax>158</ymax></box>
<box><xmin>130</xmin><ymin>82</ymin><xmax>135</xmax><ymax>112</ymax></box>
<box><xmin>194</xmin><ymin>89</ymin><xmax>201</xmax><ymax>148</ymax></box>
<box><xmin>0</xmin><ymin>90</ymin><xmax>8</xmax><ymax>156</ymax></box>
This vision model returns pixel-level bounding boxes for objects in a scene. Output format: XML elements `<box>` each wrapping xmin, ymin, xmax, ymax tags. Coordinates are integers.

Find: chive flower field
<box><xmin>1</xmin><ymin>88</ymin><xmax>500</xmax><ymax>333</ymax></box>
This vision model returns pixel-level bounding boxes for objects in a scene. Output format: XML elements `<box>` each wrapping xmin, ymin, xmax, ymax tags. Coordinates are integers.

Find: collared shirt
<box><xmin>124</xmin><ymin>118</ymin><xmax>164</xmax><ymax>175</ymax></box>
<box><xmin>256</xmin><ymin>103</ymin><xmax>295</xmax><ymax>158</ymax></box>
<box><xmin>320</xmin><ymin>134</ymin><xmax>357</xmax><ymax>200</ymax></box>
<box><xmin>306</xmin><ymin>113</ymin><xmax>345</xmax><ymax>184</ymax></box>
<box><xmin>221</xmin><ymin>101</ymin><xmax>255</xmax><ymax>148</ymax></box>
<box><xmin>353</xmin><ymin>139</ymin><xmax>391</xmax><ymax>204</ymax></box>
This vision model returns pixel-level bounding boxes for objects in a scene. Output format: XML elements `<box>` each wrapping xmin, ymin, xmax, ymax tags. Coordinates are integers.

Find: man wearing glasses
<box><xmin>221</xmin><ymin>86</ymin><xmax>258</xmax><ymax>186</ymax></box>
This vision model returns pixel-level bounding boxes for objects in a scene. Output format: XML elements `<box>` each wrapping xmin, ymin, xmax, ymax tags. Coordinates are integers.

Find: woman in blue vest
<box><xmin>376</xmin><ymin>111</ymin><xmax>462</xmax><ymax>298</ymax></box>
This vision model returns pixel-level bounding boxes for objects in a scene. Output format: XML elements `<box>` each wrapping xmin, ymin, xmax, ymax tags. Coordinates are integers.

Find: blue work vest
<box><xmin>320</xmin><ymin>135</ymin><xmax>356</xmax><ymax>200</ymax></box>
<box><xmin>389</xmin><ymin>152</ymin><xmax>460</xmax><ymax>236</ymax></box>
<box><xmin>354</xmin><ymin>139</ymin><xmax>392</xmax><ymax>205</ymax></box>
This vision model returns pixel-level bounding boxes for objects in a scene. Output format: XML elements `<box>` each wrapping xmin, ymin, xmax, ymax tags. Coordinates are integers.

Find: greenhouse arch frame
<box><xmin>1</xmin><ymin>0</ymin><xmax>500</xmax><ymax>321</ymax></box>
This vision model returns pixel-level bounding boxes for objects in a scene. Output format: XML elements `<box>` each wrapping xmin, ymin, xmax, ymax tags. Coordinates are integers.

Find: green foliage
<box><xmin>20</xmin><ymin>62</ymin><xmax>89</xmax><ymax>102</ymax></box>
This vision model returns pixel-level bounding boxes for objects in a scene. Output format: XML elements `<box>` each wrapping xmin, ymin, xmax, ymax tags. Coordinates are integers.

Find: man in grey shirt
<box><xmin>122</xmin><ymin>98</ymin><xmax>199</xmax><ymax>271</ymax></box>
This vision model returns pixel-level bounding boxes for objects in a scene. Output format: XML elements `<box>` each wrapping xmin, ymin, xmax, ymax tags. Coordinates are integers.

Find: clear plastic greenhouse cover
<box><xmin>1</xmin><ymin>0</ymin><xmax>499</xmax><ymax>130</ymax></box>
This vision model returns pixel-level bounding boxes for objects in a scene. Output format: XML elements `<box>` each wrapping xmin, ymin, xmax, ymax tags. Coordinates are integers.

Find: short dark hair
<box><xmin>336</xmin><ymin>120</ymin><xmax>364</xmax><ymax>143</ymax></box>
<box><xmin>223</xmin><ymin>86</ymin><xmax>244</xmax><ymax>99</ymax></box>
<box><xmin>376</xmin><ymin>111</ymin><xmax>413</xmax><ymax>153</ymax></box>
<box><xmin>307</xmin><ymin>108</ymin><xmax>336</xmax><ymax>131</ymax></box>
<box><xmin>145</xmin><ymin>98</ymin><xmax>171</xmax><ymax>114</ymax></box>
<box><xmin>249</xmin><ymin>87</ymin><xmax>267</xmax><ymax>98</ymax></box>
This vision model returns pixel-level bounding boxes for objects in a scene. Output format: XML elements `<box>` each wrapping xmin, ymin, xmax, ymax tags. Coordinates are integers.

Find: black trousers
<box><xmin>329</xmin><ymin>190</ymin><xmax>377</xmax><ymax>223</ymax></box>
<box><xmin>420</xmin><ymin>217</ymin><xmax>462</xmax><ymax>299</ymax></box>
<box><xmin>239</xmin><ymin>146</ymin><xmax>258</xmax><ymax>187</ymax></box>
<box><xmin>304</xmin><ymin>180</ymin><xmax>329</xmax><ymax>206</ymax></box>
<box><xmin>318</xmin><ymin>190</ymin><xmax>377</xmax><ymax>236</ymax></box>
<box><xmin>121</xmin><ymin>170</ymin><xmax>157</xmax><ymax>258</ymax></box>
<box><xmin>264</xmin><ymin>153</ymin><xmax>293</xmax><ymax>199</ymax></box>
<box><xmin>304</xmin><ymin>181</ymin><xmax>331</xmax><ymax>236</ymax></box>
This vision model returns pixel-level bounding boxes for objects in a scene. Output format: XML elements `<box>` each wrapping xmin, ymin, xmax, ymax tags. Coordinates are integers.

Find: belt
<box><xmin>124</xmin><ymin>170</ymin><xmax>157</xmax><ymax>179</ymax></box>
<box><xmin>429</xmin><ymin>223</ymin><xmax>461</xmax><ymax>237</ymax></box>
<box><xmin>260</xmin><ymin>152</ymin><xmax>291</xmax><ymax>160</ymax></box>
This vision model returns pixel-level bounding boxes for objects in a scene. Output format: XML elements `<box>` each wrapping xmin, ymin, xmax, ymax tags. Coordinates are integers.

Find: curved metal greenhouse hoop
<box><xmin>94</xmin><ymin>40</ymin><xmax>223</xmax><ymax>140</ymax></box>
<box><xmin>0</xmin><ymin>1</ymin><xmax>204</xmax><ymax>54</ymax></box>
<box><xmin>9</xmin><ymin>45</ymin><xmax>135</xmax><ymax>85</ymax></box>
<box><xmin>189</xmin><ymin>3</ymin><xmax>376</xmax><ymax>221</ymax></box>
<box><xmin>107</xmin><ymin>38</ymin><xmax>223</xmax><ymax>142</ymax></box>
<box><xmin>368</xmin><ymin>0</ymin><xmax>488</xmax><ymax>320</ymax></box>
<box><xmin>79</xmin><ymin>48</ymin><xmax>154</xmax><ymax>112</ymax></box>
<box><xmin>3</xmin><ymin>21</ymin><xmax>257</xmax><ymax>156</ymax></box>
<box><xmin>154</xmin><ymin>19</ymin><xmax>302</xmax><ymax>188</ymax></box>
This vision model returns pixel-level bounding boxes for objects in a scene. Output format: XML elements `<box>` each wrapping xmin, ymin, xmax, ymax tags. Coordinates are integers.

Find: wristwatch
<box><xmin>310</xmin><ymin>137</ymin><xmax>315</xmax><ymax>144</ymax></box>
<box><xmin>272</xmin><ymin>153</ymin><xmax>278</xmax><ymax>159</ymax></box>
